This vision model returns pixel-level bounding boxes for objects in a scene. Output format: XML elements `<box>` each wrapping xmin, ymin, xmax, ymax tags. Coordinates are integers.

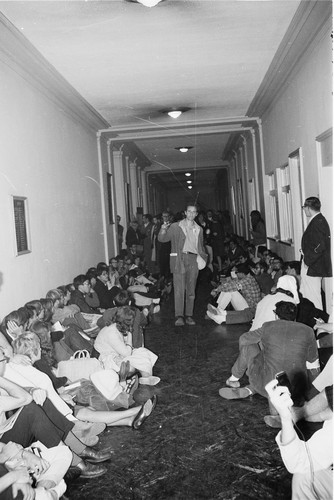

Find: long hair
<box><xmin>115</xmin><ymin>306</ymin><xmax>135</xmax><ymax>335</ymax></box>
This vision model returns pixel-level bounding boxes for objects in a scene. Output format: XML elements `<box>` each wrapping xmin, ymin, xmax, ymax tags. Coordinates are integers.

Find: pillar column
<box><xmin>129</xmin><ymin>160</ymin><xmax>138</xmax><ymax>218</ymax></box>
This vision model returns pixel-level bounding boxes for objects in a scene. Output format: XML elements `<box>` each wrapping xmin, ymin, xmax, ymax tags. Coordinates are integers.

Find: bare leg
<box><xmin>76</xmin><ymin>406</ymin><xmax>139</xmax><ymax>426</ymax></box>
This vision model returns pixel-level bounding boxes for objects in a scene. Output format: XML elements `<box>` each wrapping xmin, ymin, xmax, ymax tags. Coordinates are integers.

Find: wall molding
<box><xmin>247</xmin><ymin>0</ymin><xmax>332</xmax><ymax>118</ymax></box>
<box><xmin>0</xmin><ymin>13</ymin><xmax>109</xmax><ymax>133</ymax></box>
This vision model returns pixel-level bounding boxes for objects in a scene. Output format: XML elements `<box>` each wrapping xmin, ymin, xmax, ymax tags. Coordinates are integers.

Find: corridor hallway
<box><xmin>67</xmin><ymin>278</ymin><xmax>294</xmax><ymax>500</ymax></box>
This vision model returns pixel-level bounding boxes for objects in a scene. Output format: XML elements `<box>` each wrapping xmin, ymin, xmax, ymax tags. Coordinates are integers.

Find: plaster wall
<box><xmin>0</xmin><ymin>60</ymin><xmax>105</xmax><ymax>318</ymax></box>
<box><xmin>262</xmin><ymin>27</ymin><xmax>332</xmax><ymax>193</ymax></box>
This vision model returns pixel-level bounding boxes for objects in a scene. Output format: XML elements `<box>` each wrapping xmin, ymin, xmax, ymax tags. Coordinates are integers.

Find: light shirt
<box><xmin>181</xmin><ymin>220</ymin><xmax>198</xmax><ymax>254</ymax></box>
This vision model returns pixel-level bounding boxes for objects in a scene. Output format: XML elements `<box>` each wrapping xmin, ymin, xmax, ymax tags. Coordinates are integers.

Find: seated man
<box><xmin>219</xmin><ymin>301</ymin><xmax>319</xmax><ymax>401</ymax></box>
<box><xmin>251</xmin><ymin>261</ymin><xmax>274</xmax><ymax>297</ymax></box>
<box><xmin>267</xmin><ymin>380</ymin><xmax>332</xmax><ymax>500</ymax></box>
<box><xmin>94</xmin><ymin>264</ymin><xmax>120</xmax><ymax>310</ymax></box>
<box><xmin>69</xmin><ymin>275</ymin><xmax>99</xmax><ymax>314</ymax></box>
<box><xmin>206</xmin><ymin>263</ymin><xmax>261</xmax><ymax>324</ymax></box>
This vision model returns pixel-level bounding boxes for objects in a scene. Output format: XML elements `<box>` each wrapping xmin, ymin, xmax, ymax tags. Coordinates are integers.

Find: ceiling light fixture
<box><xmin>187</xmin><ymin>180</ymin><xmax>192</xmax><ymax>184</ymax></box>
<box><xmin>185</xmin><ymin>173</ymin><xmax>191</xmax><ymax>177</ymax></box>
<box><xmin>175</xmin><ymin>146</ymin><xmax>193</xmax><ymax>153</ymax></box>
<box><xmin>168</xmin><ymin>110</ymin><xmax>182</xmax><ymax>119</ymax></box>
<box><xmin>188</xmin><ymin>186</ymin><xmax>193</xmax><ymax>189</ymax></box>
<box><xmin>135</xmin><ymin>0</ymin><xmax>163</xmax><ymax>7</ymax></box>
<box><xmin>160</xmin><ymin>106</ymin><xmax>191</xmax><ymax>119</ymax></box>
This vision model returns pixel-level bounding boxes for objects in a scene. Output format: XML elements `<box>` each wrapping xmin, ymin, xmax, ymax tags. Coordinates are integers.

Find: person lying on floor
<box><xmin>94</xmin><ymin>306</ymin><xmax>160</xmax><ymax>386</ymax></box>
<box><xmin>267</xmin><ymin>380</ymin><xmax>332</xmax><ymax>500</ymax></box>
<box><xmin>206</xmin><ymin>263</ymin><xmax>261</xmax><ymax>324</ymax></box>
<box><xmin>219</xmin><ymin>301</ymin><xmax>319</xmax><ymax>401</ymax></box>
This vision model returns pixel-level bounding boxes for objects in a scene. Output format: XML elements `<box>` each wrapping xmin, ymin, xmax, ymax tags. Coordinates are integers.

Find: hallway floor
<box><xmin>67</xmin><ymin>281</ymin><xmax>292</xmax><ymax>499</ymax></box>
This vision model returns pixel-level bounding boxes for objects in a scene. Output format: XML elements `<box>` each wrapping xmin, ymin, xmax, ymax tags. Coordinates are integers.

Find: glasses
<box><xmin>301</xmin><ymin>205</ymin><xmax>309</xmax><ymax>209</ymax></box>
<box><xmin>0</xmin><ymin>356</ymin><xmax>9</xmax><ymax>363</ymax></box>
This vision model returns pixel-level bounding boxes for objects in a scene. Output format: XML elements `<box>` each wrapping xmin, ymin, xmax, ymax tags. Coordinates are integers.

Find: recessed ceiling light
<box><xmin>187</xmin><ymin>180</ymin><xmax>192</xmax><ymax>184</ymax></box>
<box><xmin>127</xmin><ymin>0</ymin><xmax>164</xmax><ymax>6</ymax></box>
<box><xmin>175</xmin><ymin>147</ymin><xmax>193</xmax><ymax>153</ymax></box>
<box><xmin>188</xmin><ymin>186</ymin><xmax>193</xmax><ymax>189</ymax></box>
<box><xmin>185</xmin><ymin>173</ymin><xmax>191</xmax><ymax>177</ymax></box>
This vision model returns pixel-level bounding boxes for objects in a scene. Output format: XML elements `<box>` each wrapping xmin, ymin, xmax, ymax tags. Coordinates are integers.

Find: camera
<box><xmin>275</xmin><ymin>371</ymin><xmax>292</xmax><ymax>392</ymax></box>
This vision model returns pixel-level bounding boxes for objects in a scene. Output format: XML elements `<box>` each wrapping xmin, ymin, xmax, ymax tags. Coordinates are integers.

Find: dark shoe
<box><xmin>132</xmin><ymin>395</ymin><xmax>158</xmax><ymax>430</ymax></box>
<box><xmin>175</xmin><ymin>316</ymin><xmax>185</xmax><ymax>326</ymax></box>
<box><xmin>79</xmin><ymin>447</ymin><xmax>113</xmax><ymax>463</ymax></box>
<box><xmin>64</xmin><ymin>466</ymin><xmax>82</xmax><ymax>483</ymax></box>
<box><xmin>185</xmin><ymin>316</ymin><xmax>196</xmax><ymax>325</ymax></box>
<box><xmin>77</xmin><ymin>460</ymin><xmax>107</xmax><ymax>478</ymax></box>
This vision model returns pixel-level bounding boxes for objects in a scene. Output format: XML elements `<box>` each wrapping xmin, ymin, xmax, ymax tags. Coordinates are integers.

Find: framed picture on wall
<box><xmin>106</xmin><ymin>172</ymin><xmax>114</xmax><ymax>224</ymax></box>
<box><xmin>13</xmin><ymin>196</ymin><xmax>31</xmax><ymax>255</ymax></box>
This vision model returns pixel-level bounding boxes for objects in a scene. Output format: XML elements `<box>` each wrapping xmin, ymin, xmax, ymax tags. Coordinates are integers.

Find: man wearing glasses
<box><xmin>158</xmin><ymin>204</ymin><xmax>207</xmax><ymax>326</ymax></box>
<box><xmin>300</xmin><ymin>197</ymin><xmax>332</xmax><ymax>310</ymax></box>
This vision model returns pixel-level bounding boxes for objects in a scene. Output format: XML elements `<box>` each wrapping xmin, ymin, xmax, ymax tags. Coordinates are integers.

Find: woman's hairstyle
<box><xmin>0</xmin><ymin>308</ymin><xmax>29</xmax><ymax>335</ymax></box>
<box><xmin>73</xmin><ymin>275</ymin><xmax>88</xmax><ymax>289</ymax></box>
<box><xmin>12</xmin><ymin>332</ymin><xmax>40</xmax><ymax>360</ymax></box>
<box><xmin>39</xmin><ymin>298</ymin><xmax>54</xmax><ymax>322</ymax></box>
<box><xmin>46</xmin><ymin>289</ymin><xmax>62</xmax><ymax>303</ymax></box>
<box><xmin>115</xmin><ymin>306</ymin><xmax>135</xmax><ymax>334</ymax></box>
<box><xmin>86</xmin><ymin>268</ymin><xmax>97</xmax><ymax>281</ymax></box>
<box><xmin>29</xmin><ymin>319</ymin><xmax>51</xmax><ymax>346</ymax></box>
<box><xmin>25</xmin><ymin>300</ymin><xmax>43</xmax><ymax>317</ymax></box>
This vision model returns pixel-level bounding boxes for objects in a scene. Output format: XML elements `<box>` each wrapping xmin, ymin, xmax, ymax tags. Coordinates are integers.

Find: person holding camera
<box><xmin>267</xmin><ymin>380</ymin><xmax>332</xmax><ymax>500</ymax></box>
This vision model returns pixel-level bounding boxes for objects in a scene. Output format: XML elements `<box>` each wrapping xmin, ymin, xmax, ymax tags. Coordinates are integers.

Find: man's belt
<box><xmin>183</xmin><ymin>251</ymin><xmax>197</xmax><ymax>255</ymax></box>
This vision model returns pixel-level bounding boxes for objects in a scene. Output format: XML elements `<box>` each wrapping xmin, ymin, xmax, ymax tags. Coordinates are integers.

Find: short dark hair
<box><xmin>73</xmin><ymin>274</ymin><xmax>88</xmax><ymax>289</ymax></box>
<box><xmin>274</xmin><ymin>301</ymin><xmax>297</xmax><ymax>321</ymax></box>
<box><xmin>114</xmin><ymin>290</ymin><xmax>131</xmax><ymax>306</ymax></box>
<box><xmin>304</xmin><ymin>197</ymin><xmax>321</xmax><ymax>211</ymax></box>
<box><xmin>236</xmin><ymin>263</ymin><xmax>250</xmax><ymax>275</ymax></box>
<box><xmin>96</xmin><ymin>264</ymin><xmax>109</xmax><ymax>277</ymax></box>
<box><xmin>285</xmin><ymin>260</ymin><xmax>301</xmax><ymax>275</ymax></box>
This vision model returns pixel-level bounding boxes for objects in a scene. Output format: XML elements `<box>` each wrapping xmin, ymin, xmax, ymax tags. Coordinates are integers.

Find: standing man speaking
<box><xmin>300</xmin><ymin>196</ymin><xmax>332</xmax><ymax>310</ymax></box>
<box><xmin>158</xmin><ymin>203</ymin><xmax>207</xmax><ymax>326</ymax></box>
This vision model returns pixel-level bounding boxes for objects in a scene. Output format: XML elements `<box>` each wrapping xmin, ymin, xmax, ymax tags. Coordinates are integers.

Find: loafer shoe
<box><xmin>132</xmin><ymin>395</ymin><xmax>157</xmax><ymax>430</ymax></box>
<box><xmin>185</xmin><ymin>317</ymin><xmax>196</xmax><ymax>325</ymax></box>
<box><xmin>225</xmin><ymin>378</ymin><xmax>240</xmax><ymax>388</ymax></box>
<box><xmin>207</xmin><ymin>310</ymin><xmax>226</xmax><ymax>324</ymax></box>
<box><xmin>139</xmin><ymin>376</ymin><xmax>160</xmax><ymax>386</ymax></box>
<box><xmin>175</xmin><ymin>317</ymin><xmax>185</xmax><ymax>326</ymax></box>
<box><xmin>207</xmin><ymin>304</ymin><xmax>218</xmax><ymax>315</ymax></box>
<box><xmin>218</xmin><ymin>387</ymin><xmax>252</xmax><ymax>400</ymax></box>
<box><xmin>79</xmin><ymin>447</ymin><xmax>113</xmax><ymax>463</ymax></box>
<box><xmin>77</xmin><ymin>460</ymin><xmax>107</xmax><ymax>479</ymax></box>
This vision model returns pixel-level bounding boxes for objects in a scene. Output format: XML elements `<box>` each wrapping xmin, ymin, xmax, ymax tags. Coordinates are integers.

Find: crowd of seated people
<box><xmin>0</xmin><ymin>207</ymin><xmax>332</xmax><ymax>498</ymax></box>
<box><xmin>0</xmin><ymin>250</ymin><xmax>169</xmax><ymax>498</ymax></box>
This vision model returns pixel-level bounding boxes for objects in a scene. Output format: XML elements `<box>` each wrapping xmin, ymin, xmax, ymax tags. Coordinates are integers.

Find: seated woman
<box><xmin>94</xmin><ymin>306</ymin><xmax>160</xmax><ymax>386</ymax></box>
<box><xmin>0</xmin><ymin>308</ymin><xmax>31</xmax><ymax>357</ymax></box>
<box><xmin>0</xmin><ymin>347</ymin><xmax>111</xmax><ymax>480</ymax></box>
<box><xmin>7</xmin><ymin>333</ymin><xmax>157</xmax><ymax>428</ymax></box>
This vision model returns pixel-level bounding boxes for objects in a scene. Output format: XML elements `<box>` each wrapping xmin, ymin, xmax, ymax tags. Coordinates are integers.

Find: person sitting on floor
<box><xmin>206</xmin><ymin>263</ymin><xmax>261</xmax><ymax>325</ymax></box>
<box><xmin>249</xmin><ymin>275</ymin><xmax>300</xmax><ymax>331</ymax></box>
<box><xmin>219</xmin><ymin>301</ymin><xmax>319</xmax><ymax>401</ymax></box>
<box><xmin>69</xmin><ymin>275</ymin><xmax>100</xmax><ymax>314</ymax></box>
<box><xmin>94</xmin><ymin>306</ymin><xmax>160</xmax><ymax>386</ymax></box>
<box><xmin>94</xmin><ymin>264</ymin><xmax>120</xmax><ymax>310</ymax></box>
<box><xmin>267</xmin><ymin>380</ymin><xmax>332</xmax><ymax>500</ymax></box>
<box><xmin>250</xmin><ymin>260</ymin><xmax>274</xmax><ymax>297</ymax></box>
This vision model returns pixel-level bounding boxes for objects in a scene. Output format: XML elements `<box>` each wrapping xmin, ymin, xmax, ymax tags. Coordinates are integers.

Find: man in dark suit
<box><xmin>300</xmin><ymin>197</ymin><xmax>332</xmax><ymax>310</ymax></box>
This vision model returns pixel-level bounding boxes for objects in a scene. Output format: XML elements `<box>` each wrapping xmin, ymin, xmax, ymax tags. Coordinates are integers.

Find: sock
<box><xmin>229</xmin><ymin>375</ymin><xmax>239</xmax><ymax>382</ymax></box>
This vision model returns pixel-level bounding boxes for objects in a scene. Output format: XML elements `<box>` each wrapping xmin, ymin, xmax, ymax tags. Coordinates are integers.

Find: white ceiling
<box><xmin>0</xmin><ymin>0</ymin><xmax>301</xmax><ymax>186</ymax></box>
